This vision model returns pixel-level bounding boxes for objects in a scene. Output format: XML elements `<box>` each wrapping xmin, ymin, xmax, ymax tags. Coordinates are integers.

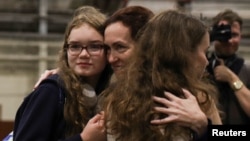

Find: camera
<box><xmin>210</xmin><ymin>24</ymin><xmax>232</xmax><ymax>42</ymax></box>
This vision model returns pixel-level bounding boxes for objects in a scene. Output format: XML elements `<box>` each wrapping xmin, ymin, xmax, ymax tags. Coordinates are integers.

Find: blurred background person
<box><xmin>207</xmin><ymin>9</ymin><xmax>250</xmax><ymax>124</ymax></box>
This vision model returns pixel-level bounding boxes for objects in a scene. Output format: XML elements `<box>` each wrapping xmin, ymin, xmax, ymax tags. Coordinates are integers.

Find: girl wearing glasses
<box><xmin>13</xmin><ymin>6</ymin><xmax>112</xmax><ymax>141</ymax></box>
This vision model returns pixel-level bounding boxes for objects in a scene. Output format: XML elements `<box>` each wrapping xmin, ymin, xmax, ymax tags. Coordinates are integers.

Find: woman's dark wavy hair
<box><xmin>56</xmin><ymin>6</ymin><xmax>112</xmax><ymax>137</ymax></box>
<box><xmin>104</xmin><ymin>5</ymin><xmax>154</xmax><ymax>42</ymax></box>
<box><xmin>102</xmin><ymin>10</ymin><xmax>218</xmax><ymax>141</ymax></box>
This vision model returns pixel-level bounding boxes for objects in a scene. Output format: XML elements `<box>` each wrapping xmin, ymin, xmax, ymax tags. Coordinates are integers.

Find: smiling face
<box><xmin>104</xmin><ymin>21</ymin><xmax>135</xmax><ymax>77</ymax></box>
<box><xmin>67</xmin><ymin>23</ymin><xmax>107</xmax><ymax>79</ymax></box>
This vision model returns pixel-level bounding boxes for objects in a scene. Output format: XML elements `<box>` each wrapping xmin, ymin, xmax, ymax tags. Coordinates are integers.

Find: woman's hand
<box><xmin>33</xmin><ymin>68</ymin><xmax>59</xmax><ymax>90</ymax></box>
<box><xmin>151</xmin><ymin>89</ymin><xmax>208</xmax><ymax>137</ymax></box>
<box><xmin>81</xmin><ymin>112</ymin><xmax>107</xmax><ymax>141</ymax></box>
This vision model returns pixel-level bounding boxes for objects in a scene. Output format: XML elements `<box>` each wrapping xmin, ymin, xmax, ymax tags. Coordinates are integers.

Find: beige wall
<box><xmin>0</xmin><ymin>74</ymin><xmax>31</xmax><ymax>120</ymax></box>
<box><xmin>0</xmin><ymin>38</ymin><xmax>61</xmax><ymax>120</ymax></box>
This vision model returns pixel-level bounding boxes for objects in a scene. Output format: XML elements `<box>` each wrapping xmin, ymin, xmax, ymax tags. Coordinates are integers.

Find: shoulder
<box><xmin>38</xmin><ymin>74</ymin><xmax>63</xmax><ymax>91</ymax></box>
<box><xmin>41</xmin><ymin>74</ymin><xmax>61</xmax><ymax>84</ymax></box>
<box><xmin>32</xmin><ymin>74</ymin><xmax>64</xmax><ymax>101</ymax></box>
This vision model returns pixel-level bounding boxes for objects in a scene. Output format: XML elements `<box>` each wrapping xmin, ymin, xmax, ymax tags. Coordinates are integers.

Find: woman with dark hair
<box><xmin>103</xmin><ymin>5</ymin><xmax>154</xmax><ymax>80</ymax></box>
<box><xmin>101</xmin><ymin>10</ymin><xmax>221</xmax><ymax>141</ymax></box>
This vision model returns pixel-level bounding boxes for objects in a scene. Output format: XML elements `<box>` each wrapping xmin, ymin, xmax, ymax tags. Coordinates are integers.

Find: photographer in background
<box><xmin>207</xmin><ymin>9</ymin><xmax>250</xmax><ymax>124</ymax></box>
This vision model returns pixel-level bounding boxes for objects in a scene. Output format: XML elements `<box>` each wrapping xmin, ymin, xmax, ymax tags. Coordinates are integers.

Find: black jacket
<box><xmin>13</xmin><ymin>74</ymin><xmax>82</xmax><ymax>141</ymax></box>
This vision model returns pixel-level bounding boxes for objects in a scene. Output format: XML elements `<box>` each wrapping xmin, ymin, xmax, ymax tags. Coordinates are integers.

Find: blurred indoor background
<box><xmin>0</xmin><ymin>0</ymin><xmax>250</xmax><ymax>139</ymax></box>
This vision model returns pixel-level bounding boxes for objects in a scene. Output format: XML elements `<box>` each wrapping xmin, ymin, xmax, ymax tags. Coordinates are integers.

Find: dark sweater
<box><xmin>13</xmin><ymin>74</ymin><xmax>82</xmax><ymax>141</ymax></box>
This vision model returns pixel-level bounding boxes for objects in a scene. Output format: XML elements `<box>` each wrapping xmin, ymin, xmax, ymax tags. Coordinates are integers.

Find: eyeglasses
<box><xmin>67</xmin><ymin>43</ymin><xmax>105</xmax><ymax>56</ymax></box>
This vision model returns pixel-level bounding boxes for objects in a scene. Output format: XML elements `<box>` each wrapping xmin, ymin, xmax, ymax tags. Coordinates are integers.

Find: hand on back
<box><xmin>33</xmin><ymin>68</ymin><xmax>59</xmax><ymax>90</ymax></box>
<box><xmin>151</xmin><ymin>89</ymin><xmax>208</xmax><ymax>137</ymax></box>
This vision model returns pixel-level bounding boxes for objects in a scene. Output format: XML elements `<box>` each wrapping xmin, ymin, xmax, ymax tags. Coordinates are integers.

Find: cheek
<box><xmin>122</xmin><ymin>52</ymin><xmax>131</xmax><ymax>62</ymax></box>
<box><xmin>193</xmin><ymin>54</ymin><xmax>208</xmax><ymax>75</ymax></box>
<box><xmin>197</xmin><ymin>54</ymin><xmax>208</xmax><ymax>68</ymax></box>
<box><xmin>67</xmin><ymin>53</ymin><xmax>75</xmax><ymax>67</ymax></box>
<box><xmin>232</xmin><ymin>38</ymin><xmax>240</xmax><ymax>46</ymax></box>
<box><xmin>123</xmin><ymin>46</ymin><xmax>134</xmax><ymax>62</ymax></box>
